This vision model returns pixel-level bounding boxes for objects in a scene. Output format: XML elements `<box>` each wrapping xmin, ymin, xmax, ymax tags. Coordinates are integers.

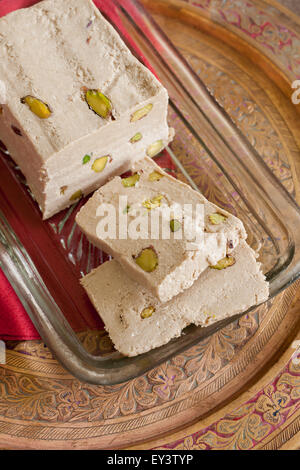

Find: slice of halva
<box><xmin>76</xmin><ymin>156</ymin><xmax>247</xmax><ymax>302</ymax></box>
<box><xmin>0</xmin><ymin>0</ymin><xmax>172</xmax><ymax>219</ymax></box>
<box><xmin>81</xmin><ymin>240</ymin><xmax>269</xmax><ymax>357</ymax></box>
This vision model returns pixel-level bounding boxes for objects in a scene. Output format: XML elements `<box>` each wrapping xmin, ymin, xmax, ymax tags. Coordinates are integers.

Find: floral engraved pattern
<box><xmin>148</xmin><ymin>364</ymin><xmax>184</xmax><ymax>401</ymax></box>
<box><xmin>156</xmin><ymin>358</ymin><xmax>300</xmax><ymax>450</ymax></box>
<box><xmin>57</xmin><ymin>383</ymin><xmax>90</xmax><ymax>421</ymax></box>
<box><xmin>0</xmin><ymin>306</ymin><xmax>271</xmax><ymax>424</ymax></box>
<box><xmin>0</xmin><ymin>370</ymin><xmax>59</xmax><ymax>421</ymax></box>
<box><xmin>255</xmin><ymin>386</ymin><xmax>290</xmax><ymax>425</ymax></box>
<box><xmin>185</xmin><ymin>0</ymin><xmax>300</xmax><ymax>78</ymax></box>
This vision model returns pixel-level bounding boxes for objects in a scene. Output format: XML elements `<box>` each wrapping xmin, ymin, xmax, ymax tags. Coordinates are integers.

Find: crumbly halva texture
<box><xmin>0</xmin><ymin>0</ymin><xmax>173</xmax><ymax>219</ymax></box>
<box><xmin>81</xmin><ymin>241</ymin><xmax>269</xmax><ymax>357</ymax></box>
<box><xmin>76</xmin><ymin>157</ymin><xmax>247</xmax><ymax>302</ymax></box>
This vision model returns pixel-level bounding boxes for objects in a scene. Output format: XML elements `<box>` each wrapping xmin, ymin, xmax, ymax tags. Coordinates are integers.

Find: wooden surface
<box><xmin>0</xmin><ymin>0</ymin><xmax>300</xmax><ymax>450</ymax></box>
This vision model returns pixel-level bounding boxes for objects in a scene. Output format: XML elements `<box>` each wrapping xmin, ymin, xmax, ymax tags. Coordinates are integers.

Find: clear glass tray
<box><xmin>1</xmin><ymin>0</ymin><xmax>300</xmax><ymax>385</ymax></box>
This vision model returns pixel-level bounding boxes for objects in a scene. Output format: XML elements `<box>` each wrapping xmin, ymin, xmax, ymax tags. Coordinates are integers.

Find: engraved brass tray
<box><xmin>1</xmin><ymin>0</ymin><xmax>300</xmax><ymax>388</ymax></box>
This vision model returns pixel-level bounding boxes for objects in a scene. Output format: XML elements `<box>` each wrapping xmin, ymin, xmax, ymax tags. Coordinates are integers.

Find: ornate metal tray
<box><xmin>0</xmin><ymin>0</ymin><xmax>300</xmax><ymax>449</ymax></box>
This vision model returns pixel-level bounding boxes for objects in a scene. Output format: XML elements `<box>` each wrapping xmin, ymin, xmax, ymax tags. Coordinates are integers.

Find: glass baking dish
<box><xmin>1</xmin><ymin>0</ymin><xmax>300</xmax><ymax>385</ymax></box>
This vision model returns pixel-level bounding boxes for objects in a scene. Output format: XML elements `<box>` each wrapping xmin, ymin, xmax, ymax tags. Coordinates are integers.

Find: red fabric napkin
<box><xmin>0</xmin><ymin>0</ymin><xmax>174</xmax><ymax>341</ymax></box>
<box><xmin>0</xmin><ymin>269</ymin><xmax>40</xmax><ymax>340</ymax></box>
<box><xmin>0</xmin><ymin>0</ymin><xmax>43</xmax><ymax>340</ymax></box>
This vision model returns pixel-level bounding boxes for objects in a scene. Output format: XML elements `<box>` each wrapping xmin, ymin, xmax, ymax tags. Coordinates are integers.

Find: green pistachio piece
<box><xmin>121</xmin><ymin>173</ymin><xmax>140</xmax><ymax>188</ymax></box>
<box><xmin>85</xmin><ymin>89</ymin><xmax>112</xmax><ymax>119</ymax></box>
<box><xmin>130</xmin><ymin>103</ymin><xmax>153</xmax><ymax>122</ymax></box>
<box><xmin>142</xmin><ymin>194</ymin><xmax>163</xmax><ymax>210</ymax></box>
<box><xmin>69</xmin><ymin>189</ymin><xmax>83</xmax><ymax>202</ymax></box>
<box><xmin>21</xmin><ymin>95</ymin><xmax>52</xmax><ymax>119</ymax></box>
<box><xmin>170</xmin><ymin>219</ymin><xmax>182</xmax><ymax>232</ymax></box>
<box><xmin>148</xmin><ymin>171</ymin><xmax>164</xmax><ymax>182</ymax></box>
<box><xmin>82</xmin><ymin>154</ymin><xmax>91</xmax><ymax>165</ymax></box>
<box><xmin>146</xmin><ymin>140</ymin><xmax>164</xmax><ymax>158</ymax></box>
<box><xmin>134</xmin><ymin>247</ymin><xmax>158</xmax><ymax>273</ymax></box>
<box><xmin>210</xmin><ymin>256</ymin><xmax>236</xmax><ymax>270</ymax></box>
<box><xmin>92</xmin><ymin>156</ymin><xmax>109</xmax><ymax>173</ymax></box>
<box><xmin>123</xmin><ymin>205</ymin><xmax>130</xmax><ymax>214</ymax></box>
<box><xmin>130</xmin><ymin>132</ymin><xmax>143</xmax><ymax>143</ymax></box>
<box><xmin>208</xmin><ymin>212</ymin><xmax>227</xmax><ymax>225</ymax></box>
<box><xmin>141</xmin><ymin>306</ymin><xmax>155</xmax><ymax>319</ymax></box>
